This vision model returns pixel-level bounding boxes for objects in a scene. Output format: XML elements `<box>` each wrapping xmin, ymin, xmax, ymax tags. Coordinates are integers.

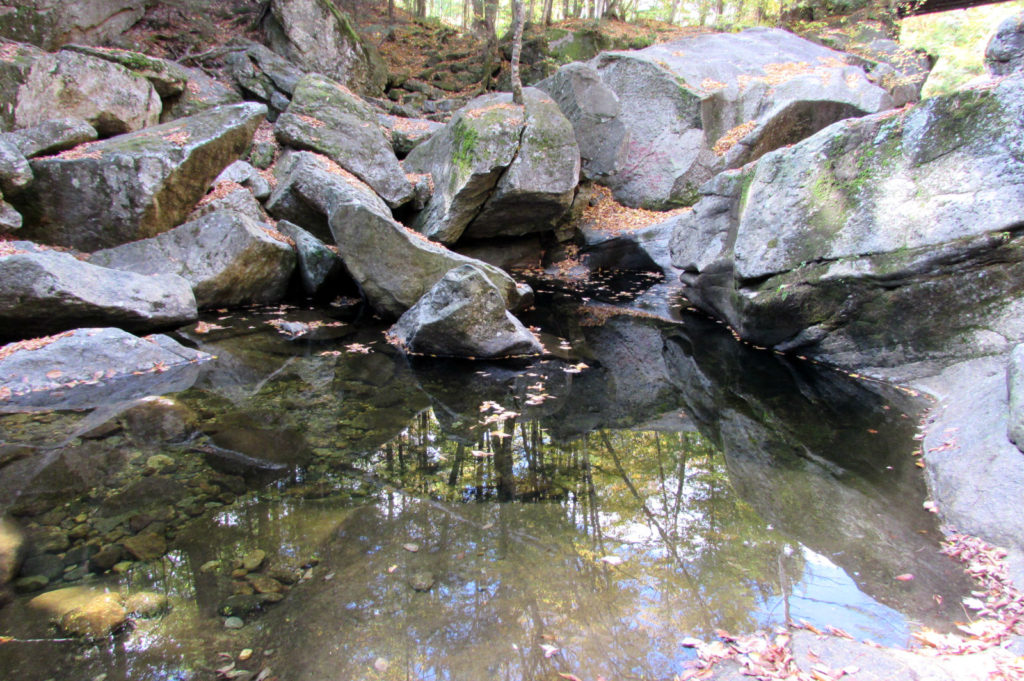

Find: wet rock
<box><xmin>63</xmin><ymin>543</ymin><xmax>99</xmax><ymax>567</ymax></box>
<box><xmin>219</xmin><ymin>593</ymin><xmax>268</xmax><ymax>617</ymax></box>
<box><xmin>14</xmin><ymin>575</ymin><xmax>48</xmax><ymax>592</ymax></box>
<box><xmin>88</xmin><ymin>544</ymin><xmax>125</xmax><ymax>574</ymax></box>
<box><xmin>0</xmin><ymin>1</ymin><xmax>147</xmax><ymax>51</ymax></box>
<box><xmin>0</xmin><ymin>249</ymin><xmax>197</xmax><ymax>342</ymax></box>
<box><xmin>11</xmin><ymin>49</ymin><xmax>161</xmax><ymax>136</ymax></box>
<box><xmin>224</xmin><ymin>616</ymin><xmax>245</xmax><ymax>629</ymax></box>
<box><xmin>19</xmin><ymin>553</ymin><xmax>64</xmax><ymax>582</ymax></box>
<box><xmin>29</xmin><ymin>586</ymin><xmax>127</xmax><ymax>638</ymax></box>
<box><xmin>24</xmin><ymin>526</ymin><xmax>69</xmax><ymax>555</ymax></box>
<box><xmin>536</xmin><ymin>62</ymin><xmax>626</xmax><ymax>181</ymax></box>
<box><xmin>261</xmin><ymin>0</ymin><xmax>387</xmax><ymax>97</ymax></box>
<box><xmin>123</xmin><ymin>591</ymin><xmax>169</xmax><ymax>617</ymax></box>
<box><xmin>90</xmin><ymin>210</ymin><xmax>296</xmax><ymax>308</ymax></box>
<box><xmin>100</xmin><ymin>476</ymin><xmax>187</xmax><ymax>517</ymax></box>
<box><xmin>407</xmin><ymin>571</ymin><xmax>435</xmax><ymax>592</ymax></box>
<box><xmin>121</xmin><ymin>396</ymin><xmax>198</xmax><ymax>445</ymax></box>
<box><xmin>389</xmin><ymin>264</ymin><xmax>543</xmax><ymax>359</ymax></box>
<box><xmin>986</xmin><ymin>12</ymin><xmax>1024</xmax><ymax>77</ymax></box>
<box><xmin>241</xmin><ymin>549</ymin><xmax>266</xmax><ymax>572</ymax></box>
<box><xmin>0</xmin><ymin>117</ymin><xmax>98</xmax><ymax>158</ymax></box>
<box><xmin>122</xmin><ymin>532</ymin><xmax>166</xmax><ymax>562</ymax></box>
<box><xmin>15</xmin><ymin>102</ymin><xmax>267</xmax><ymax>251</ymax></box>
<box><xmin>247</xmin><ymin>574</ymin><xmax>283</xmax><ymax>594</ymax></box>
<box><xmin>0</xmin><ymin>328</ymin><xmax>209</xmax><ymax>411</ymax></box>
<box><xmin>0</xmin><ymin>517</ymin><xmax>24</xmax><ymax>585</ymax></box>
<box><xmin>276</xmin><ymin>219</ymin><xmax>350</xmax><ymax>299</ymax></box>
<box><xmin>275</xmin><ymin>73</ymin><xmax>413</xmax><ymax>208</ymax></box>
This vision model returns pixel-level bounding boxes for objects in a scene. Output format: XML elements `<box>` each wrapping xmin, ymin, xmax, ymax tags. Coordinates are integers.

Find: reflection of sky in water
<box><xmin>759</xmin><ymin>546</ymin><xmax>911</xmax><ymax>647</ymax></box>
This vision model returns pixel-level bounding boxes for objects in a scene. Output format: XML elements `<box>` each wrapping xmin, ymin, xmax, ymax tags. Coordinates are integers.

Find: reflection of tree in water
<box><xmin>356</xmin><ymin>408</ymin><xmax>801</xmax><ymax>636</ymax></box>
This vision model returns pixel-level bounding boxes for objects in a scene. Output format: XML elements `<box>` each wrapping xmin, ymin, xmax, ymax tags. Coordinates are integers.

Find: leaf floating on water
<box><xmin>923</xmin><ymin>500</ymin><xmax>938</xmax><ymax>513</ymax></box>
<box><xmin>45</xmin><ymin>369</ymin><xmax>62</xmax><ymax>379</ymax></box>
<box><xmin>556</xmin><ymin>674</ymin><xmax>583</xmax><ymax>681</ymax></box>
<box><xmin>373</xmin><ymin>657</ymin><xmax>389</xmax><ymax>672</ymax></box>
<box><xmin>540</xmin><ymin>643</ymin><xmax>559</xmax><ymax>658</ymax></box>
<box><xmin>895</xmin><ymin>573</ymin><xmax>914</xmax><ymax>581</ymax></box>
<box><xmin>403</xmin><ymin>543</ymin><xmax>420</xmax><ymax>553</ymax></box>
<box><xmin>387</xmin><ymin>565</ymin><xmax>398</xmax><ymax>574</ymax></box>
<box><xmin>471</xmin><ymin>450</ymin><xmax>493</xmax><ymax>457</ymax></box>
<box><xmin>598</xmin><ymin>555</ymin><xmax>623</xmax><ymax>566</ymax></box>
<box><xmin>679</xmin><ymin>637</ymin><xmax>704</xmax><ymax>648</ymax></box>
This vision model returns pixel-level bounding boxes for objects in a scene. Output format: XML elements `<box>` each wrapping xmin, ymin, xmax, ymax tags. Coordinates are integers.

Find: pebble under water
<box><xmin>0</xmin><ymin>273</ymin><xmax>969</xmax><ymax>681</ymax></box>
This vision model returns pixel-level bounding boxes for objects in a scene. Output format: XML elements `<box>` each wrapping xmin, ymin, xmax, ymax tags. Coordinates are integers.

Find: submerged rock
<box><xmin>91</xmin><ymin>210</ymin><xmax>296</xmax><ymax>308</ymax></box>
<box><xmin>0</xmin><ymin>517</ymin><xmax>23</xmax><ymax>586</ymax></box>
<box><xmin>389</xmin><ymin>264</ymin><xmax>543</xmax><ymax>358</ymax></box>
<box><xmin>29</xmin><ymin>586</ymin><xmax>127</xmax><ymax>638</ymax></box>
<box><xmin>0</xmin><ymin>247</ymin><xmax>197</xmax><ymax>341</ymax></box>
<box><xmin>15</xmin><ymin>102</ymin><xmax>266</xmax><ymax>251</ymax></box>
<box><xmin>0</xmin><ymin>327</ymin><xmax>209</xmax><ymax>411</ymax></box>
<box><xmin>670</xmin><ymin>75</ymin><xmax>1024</xmax><ymax>371</ymax></box>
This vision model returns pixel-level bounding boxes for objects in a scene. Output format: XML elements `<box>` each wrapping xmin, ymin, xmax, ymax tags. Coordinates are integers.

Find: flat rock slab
<box><xmin>90</xmin><ymin>210</ymin><xmax>296</xmax><ymax>308</ymax></box>
<box><xmin>0</xmin><ymin>327</ymin><xmax>210</xmax><ymax>412</ymax></box>
<box><xmin>0</xmin><ymin>116</ymin><xmax>97</xmax><ymax>158</ymax></box>
<box><xmin>16</xmin><ymin>102</ymin><xmax>266</xmax><ymax>251</ymax></box>
<box><xmin>0</xmin><ymin>0</ymin><xmax>147</xmax><ymax>52</ymax></box>
<box><xmin>0</xmin><ymin>246</ymin><xmax>197</xmax><ymax>342</ymax></box>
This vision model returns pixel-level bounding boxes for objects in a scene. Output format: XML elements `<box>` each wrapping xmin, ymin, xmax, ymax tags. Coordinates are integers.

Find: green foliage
<box><xmin>901</xmin><ymin>1</ymin><xmax>1024</xmax><ymax>97</ymax></box>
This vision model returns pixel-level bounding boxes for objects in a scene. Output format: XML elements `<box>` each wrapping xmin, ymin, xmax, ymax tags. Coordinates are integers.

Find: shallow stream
<box><xmin>0</xmin><ymin>275</ymin><xmax>969</xmax><ymax>681</ymax></box>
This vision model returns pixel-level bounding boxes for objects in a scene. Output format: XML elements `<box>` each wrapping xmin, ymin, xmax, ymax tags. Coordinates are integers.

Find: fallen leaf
<box><xmin>540</xmin><ymin>643</ymin><xmax>559</xmax><ymax>658</ymax></box>
<box><xmin>373</xmin><ymin>657</ymin><xmax>389</xmax><ymax>672</ymax></box>
<box><xmin>895</xmin><ymin>573</ymin><xmax>914</xmax><ymax>581</ymax></box>
<box><xmin>598</xmin><ymin>555</ymin><xmax>624</xmax><ymax>566</ymax></box>
<box><xmin>45</xmin><ymin>369</ymin><xmax>62</xmax><ymax>379</ymax></box>
<box><xmin>403</xmin><ymin>543</ymin><xmax>420</xmax><ymax>553</ymax></box>
<box><xmin>557</xmin><ymin>674</ymin><xmax>583</xmax><ymax>681</ymax></box>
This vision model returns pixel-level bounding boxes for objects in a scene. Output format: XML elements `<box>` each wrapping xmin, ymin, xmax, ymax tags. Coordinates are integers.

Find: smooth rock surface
<box><xmin>29</xmin><ymin>586</ymin><xmax>126</xmax><ymax>638</ymax></box>
<box><xmin>389</xmin><ymin>264</ymin><xmax>543</xmax><ymax>358</ymax></box>
<box><xmin>0</xmin><ymin>247</ymin><xmax>197</xmax><ymax>341</ymax></box>
<box><xmin>0</xmin><ymin>116</ymin><xmax>97</xmax><ymax>158</ymax></box>
<box><xmin>91</xmin><ymin>210</ymin><xmax>296</xmax><ymax>308</ymax></box>
<box><xmin>986</xmin><ymin>11</ymin><xmax>1024</xmax><ymax>76</ymax></box>
<box><xmin>16</xmin><ymin>102</ymin><xmax>266</xmax><ymax>250</ymax></box>
<box><xmin>0</xmin><ymin>0</ymin><xmax>147</xmax><ymax>51</ymax></box>
<box><xmin>1009</xmin><ymin>344</ymin><xmax>1024</xmax><ymax>452</ymax></box>
<box><xmin>277</xmin><ymin>219</ymin><xmax>350</xmax><ymax>299</ymax></box>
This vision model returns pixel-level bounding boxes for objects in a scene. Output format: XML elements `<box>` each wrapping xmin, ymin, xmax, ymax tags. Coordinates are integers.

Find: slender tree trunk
<box><xmin>388</xmin><ymin>0</ymin><xmax>395</xmax><ymax>20</ymax></box>
<box><xmin>510</xmin><ymin>0</ymin><xmax>525</xmax><ymax>105</ymax></box>
<box><xmin>528</xmin><ymin>0</ymin><xmax>536</xmax><ymax>23</ymax></box>
<box><xmin>463</xmin><ymin>0</ymin><xmax>471</xmax><ymax>27</ymax></box>
<box><xmin>542</xmin><ymin>0</ymin><xmax>554</xmax><ymax>25</ymax></box>
<box><xmin>667</xmin><ymin>0</ymin><xmax>680</xmax><ymax>24</ymax></box>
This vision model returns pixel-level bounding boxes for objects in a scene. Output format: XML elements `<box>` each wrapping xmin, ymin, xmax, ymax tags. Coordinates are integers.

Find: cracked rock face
<box><xmin>403</xmin><ymin>88</ymin><xmax>579</xmax><ymax>246</ymax></box>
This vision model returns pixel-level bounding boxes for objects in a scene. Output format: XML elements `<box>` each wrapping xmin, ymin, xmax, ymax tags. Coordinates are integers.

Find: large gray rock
<box><xmin>670</xmin><ymin>75</ymin><xmax>1024</xmax><ymax>371</ymax></box>
<box><xmin>9</xmin><ymin>48</ymin><xmax>161</xmax><ymax>136</ymax></box>
<box><xmin>0</xmin><ymin>0</ymin><xmax>147</xmax><ymax>51</ymax></box>
<box><xmin>90</xmin><ymin>210</ymin><xmax>296</xmax><ymax>308</ymax></box>
<box><xmin>460</xmin><ymin>89</ymin><xmax>580</xmax><ymax>240</ymax></box>
<box><xmin>0</xmin><ymin>116</ymin><xmax>97</xmax><ymax>158</ymax></box>
<box><xmin>0</xmin><ymin>245</ymin><xmax>196</xmax><ymax>341</ymax></box>
<box><xmin>266</xmin><ymin>151</ymin><xmax>525</xmax><ymax>316</ymax></box>
<box><xmin>536</xmin><ymin>61</ymin><xmax>627</xmax><ymax>181</ymax></box>
<box><xmin>405</xmin><ymin>88</ymin><xmax>579</xmax><ymax>244</ymax></box>
<box><xmin>0</xmin><ymin>327</ymin><xmax>209</xmax><ymax>411</ymax></box>
<box><xmin>986</xmin><ymin>12</ymin><xmax>1024</xmax><ymax>77</ymax></box>
<box><xmin>262</xmin><ymin>0</ymin><xmax>388</xmax><ymax>97</ymax></box>
<box><xmin>275</xmin><ymin>73</ymin><xmax>413</xmax><ymax>208</ymax></box>
<box><xmin>545</xmin><ymin>28</ymin><xmax>893</xmax><ymax>209</ymax></box>
<box><xmin>160</xmin><ymin>65</ymin><xmax>243</xmax><ymax>123</ymax></box>
<box><xmin>15</xmin><ymin>102</ymin><xmax>266</xmax><ymax>251</ymax></box>
<box><xmin>389</xmin><ymin>264</ymin><xmax>542</xmax><ymax>358</ymax></box>
<box><xmin>0</xmin><ymin>191</ymin><xmax>19</xmax><ymax>229</ymax></box>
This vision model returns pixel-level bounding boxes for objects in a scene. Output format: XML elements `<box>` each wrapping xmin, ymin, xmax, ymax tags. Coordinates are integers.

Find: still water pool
<box><xmin>0</xmin><ymin>277</ymin><xmax>968</xmax><ymax>681</ymax></box>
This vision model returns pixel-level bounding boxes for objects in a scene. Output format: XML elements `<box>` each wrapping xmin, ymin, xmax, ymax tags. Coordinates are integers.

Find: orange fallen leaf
<box><xmin>895</xmin><ymin>573</ymin><xmax>914</xmax><ymax>581</ymax></box>
<box><xmin>45</xmin><ymin>369</ymin><xmax>62</xmax><ymax>379</ymax></box>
